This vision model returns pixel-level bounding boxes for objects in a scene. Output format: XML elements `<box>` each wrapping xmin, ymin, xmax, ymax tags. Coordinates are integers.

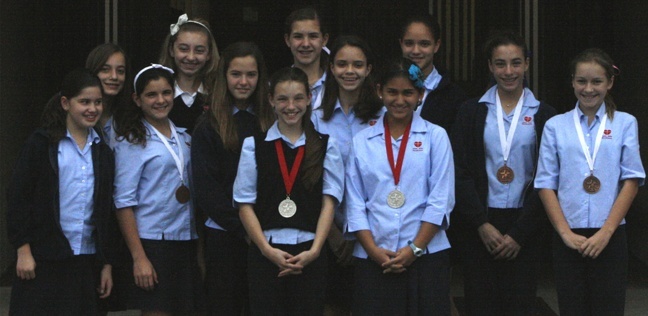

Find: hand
<box><xmin>478</xmin><ymin>223</ymin><xmax>504</xmax><ymax>253</ymax></box>
<box><xmin>579</xmin><ymin>229</ymin><xmax>612</xmax><ymax>259</ymax></box>
<box><xmin>261</xmin><ymin>246</ymin><xmax>303</xmax><ymax>277</ymax></box>
<box><xmin>98</xmin><ymin>264</ymin><xmax>113</xmax><ymax>298</ymax></box>
<box><xmin>559</xmin><ymin>230</ymin><xmax>587</xmax><ymax>251</ymax></box>
<box><xmin>333</xmin><ymin>240</ymin><xmax>356</xmax><ymax>266</ymax></box>
<box><xmin>382</xmin><ymin>246</ymin><xmax>416</xmax><ymax>274</ymax></box>
<box><xmin>366</xmin><ymin>247</ymin><xmax>399</xmax><ymax>268</ymax></box>
<box><xmin>284</xmin><ymin>249</ymin><xmax>320</xmax><ymax>276</ymax></box>
<box><xmin>492</xmin><ymin>235</ymin><xmax>521</xmax><ymax>260</ymax></box>
<box><xmin>133</xmin><ymin>256</ymin><xmax>158</xmax><ymax>291</ymax></box>
<box><xmin>16</xmin><ymin>250</ymin><xmax>36</xmax><ymax>280</ymax></box>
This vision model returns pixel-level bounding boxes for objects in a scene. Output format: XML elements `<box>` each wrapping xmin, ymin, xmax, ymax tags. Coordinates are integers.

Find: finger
<box><xmin>152</xmin><ymin>270</ymin><xmax>159</xmax><ymax>284</ymax></box>
<box><xmin>384</xmin><ymin>250</ymin><xmax>399</xmax><ymax>257</ymax></box>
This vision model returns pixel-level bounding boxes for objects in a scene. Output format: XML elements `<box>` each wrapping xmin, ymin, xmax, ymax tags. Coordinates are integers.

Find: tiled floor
<box><xmin>1</xmin><ymin>259</ymin><xmax>647</xmax><ymax>315</ymax></box>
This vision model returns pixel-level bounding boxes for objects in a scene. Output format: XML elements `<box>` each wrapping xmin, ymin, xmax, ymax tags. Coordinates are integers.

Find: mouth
<box><xmin>83</xmin><ymin>113</ymin><xmax>99</xmax><ymax>122</ymax></box>
<box><xmin>235</xmin><ymin>88</ymin><xmax>251</xmax><ymax>94</ymax></box>
<box><xmin>282</xmin><ymin>110</ymin><xmax>301</xmax><ymax>119</ymax></box>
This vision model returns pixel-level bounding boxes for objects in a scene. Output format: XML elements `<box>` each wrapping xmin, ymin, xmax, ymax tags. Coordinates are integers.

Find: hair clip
<box><xmin>133</xmin><ymin>64</ymin><xmax>175</xmax><ymax>90</ymax></box>
<box><xmin>612</xmin><ymin>65</ymin><xmax>621</xmax><ymax>76</ymax></box>
<box><xmin>408</xmin><ymin>64</ymin><xmax>425</xmax><ymax>89</ymax></box>
<box><xmin>170</xmin><ymin>13</ymin><xmax>212</xmax><ymax>36</ymax></box>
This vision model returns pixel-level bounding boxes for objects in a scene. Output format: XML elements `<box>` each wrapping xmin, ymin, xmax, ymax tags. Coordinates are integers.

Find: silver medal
<box><xmin>387</xmin><ymin>189</ymin><xmax>405</xmax><ymax>209</ymax></box>
<box><xmin>278</xmin><ymin>198</ymin><xmax>297</xmax><ymax>218</ymax></box>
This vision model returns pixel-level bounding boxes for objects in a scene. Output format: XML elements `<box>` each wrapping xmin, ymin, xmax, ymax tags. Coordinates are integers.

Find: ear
<box><xmin>168</xmin><ymin>45</ymin><xmax>175</xmax><ymax>58</ymax></box>
<box><xmin>376</xmin><ymin>84</ymin><xmax>383</xmax><ymax>98</ymax></box>
<box><xmin>433</xmin><ymin>39</ymin><xmax>441</xmax><ymax>54</ymax></box>
<box><xmin>366</xmin><ymin>64</ymin><xmax>373</xmax><ymax>75</ymax></box>
<box><xmin>284</xmin><ymin>34</ymin><xmax>291</xmax><ymax>48</ymax></box>
<box><xmin>524</xmin><ymin>57</ymin><xmax>530</xmax><ymax>72</ymax></box>
<box><xmin>607</xmin><ymin>75</ymin><xmax>614</xmax><ymax>90</ymax></box>
<box><xmin>488</xmin><ymin>59</ymin><xmax>495</xmax><ymax>73</ymax></box>
<box><xmin>60</xmin><ymin>96</ymin><xmax>70</xmax><ymax>111</ymax></box>
<box><xmin>132</xmin><ymin>92</ymin><xmax>142</xmax><ymax>108</ymax></box>
<box><xmin>268</xmin><ymin>93</ymin><xmax>275</xmax><ymax>108</ymax></box>
<box><xmin>322</xmin><ymin>33</ymin><xmax>329</xmax><ymax>47</ymax></box>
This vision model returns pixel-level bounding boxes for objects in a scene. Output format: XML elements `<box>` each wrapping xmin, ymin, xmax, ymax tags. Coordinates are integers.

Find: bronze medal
<box><xmin>175</xmin><ymin>184</ymin><xmax>190</xmax><ymax>203</ymax></box>
<box><xmin>496</xmin><ymin>165</ymin><xmax>514</xmax><ymax>184</ymax></box>
<box><xmin>583</xmin><ymin>174</ymin><xmax>601</xmax><ymax>194</ymax></box>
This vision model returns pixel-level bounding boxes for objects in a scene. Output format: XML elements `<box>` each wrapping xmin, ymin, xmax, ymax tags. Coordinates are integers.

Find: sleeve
<box><xmin>233</xmin><ymin>136</ymin><xmax>258</xmax><ymax>204</ymax></box>
<box><xmin>344</xmin><ymin>141</ymin><xmax>370</xmax><ymax>234</ymax></box>
<box><xmin>322</xmin><ymin>138</ymin><xmax>344</xmax><ymax>204</ymax></box>
<box><xmin>534</xmin><ymin>118</ymin><xmax>560</xmax><ymax>190</ymax></box>
<box><xmin>6</xmin><ymin>133</ymin><xmax>42</xmax><ymax>249</ymax></box>
<box><xmin>450</xmin><ymin>103</ymin><xmax>488</xmax><ymax>228</ymax></box>
<box><xmin>113</xmin><ymin>139</ymin><xmax>145</xmax><ymax>209</ymax></box>
<box><xmin>191</xmin><ymin>121</ymin><xmax>246</xmax><ymax>237</ymax></box>
<box><xmin>422</xmin><ymin>127</ymin><xmax>454</xmax><ymax>229</ymax></box>
<box><xmin>619</xmin><ymin>116</ymin><xmax>646</xmax><ymax>185</ymax></box>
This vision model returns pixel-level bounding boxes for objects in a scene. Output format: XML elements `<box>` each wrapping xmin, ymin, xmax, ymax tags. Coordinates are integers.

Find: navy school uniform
<box><xmin>415</xmin><ymin>67</ymin><xmax>468</xmax><ymax>133</ymax></box>
<box><xmin>168</xmin><ymin>83</ymin><xmax>207</xmax><ymax>134</ymax></box>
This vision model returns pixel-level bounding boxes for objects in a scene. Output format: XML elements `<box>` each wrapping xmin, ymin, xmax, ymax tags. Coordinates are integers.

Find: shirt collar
<box><xmin>232</xmin><ymin>105</ymin><xmax>256</xmax><ymax>115</ymax></box>
<box><xmin>424</xmin><ymin>68</ymin><xmax>442</xmax><ymax>91</ymax></box>
<box><xmin>143</xmin><ymin>119</ymin><xmax>187</xmax><ymax>139</ymax></box>
<box><xmin>312</xmin><ymin>72</ymin><xmax>326</xmax><ymax>89</ymax></box>
<box><xmin>65</xmin><ymin>128</ymin><xmax>101</xmax><ymax>145</ymax></box>
<box><xmin>576</xmin><ymin>102</ymin><xmax>607</xmax><ymax>122</ymax></box>
<box><xmin>265</xmin><ymin>121</ymin><xmax>306</xmax><ymax>148</ymax></box>
<box><xmin>478</xmin><ymin>86</ymin><xmax>540</xmax><ymax>108</ymax></box>
<box><xmin>365</xmin><ymin>112</ymin><xmax>427</xmax><ymax>139</ymax></box>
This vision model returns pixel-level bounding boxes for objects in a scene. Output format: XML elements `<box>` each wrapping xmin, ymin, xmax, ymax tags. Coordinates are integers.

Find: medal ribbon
<box><xmin>146</xmin><ymin>119</ymin><xmax>185</xmax><ymax>184</ymax></box>
<box><xmin>495</xmin><ymin>90</ymin><xmax>525</xmax><ymax>165</ymax></box>
<box><xmin>275</xmin><ymin>140</ymin><xmax>305</xmax><ymax>196</ymax></box>
<box><xmin>572</xmin><ymin>104</ymin><xmax>607</xmax><ymax>174</ymax></box>
<box><xmin>384</xmin><ymin>117</ymin><xmax>412</xmax><ymax>186</ymax></box>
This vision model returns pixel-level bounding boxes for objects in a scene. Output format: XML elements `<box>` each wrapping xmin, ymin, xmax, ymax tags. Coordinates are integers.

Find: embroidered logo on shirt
<box><xmin>602</xmin><ymin>129</ymin><xmax>612</xmax><ymax>139</ymax></box>
<box><xmin>413</xmin><ymin>141</ymin><xmax>423</xmax><ymax>152</ymax></box>
<box><xmin>521</xmin><ymin>116</ymin><xmax>533</xmax><ymax>125</ymax></box>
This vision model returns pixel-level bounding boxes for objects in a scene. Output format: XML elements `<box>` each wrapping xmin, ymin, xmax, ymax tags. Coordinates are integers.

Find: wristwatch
<box><xmin>408</xmin><ymin>240</ymin><xmax>424</xmax><ymax>257</ymax></box>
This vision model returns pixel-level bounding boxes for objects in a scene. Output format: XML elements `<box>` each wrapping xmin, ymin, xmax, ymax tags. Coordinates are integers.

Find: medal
<box><xmin>175</xmin><ymin>185</ymin><xmax>190</xmax><ymax>203</ymax></box>
<box><xmin>496</xmin><ymin>165</ymin><xmax>514</xmax><ymax>184</ymax></box>
<box><xmin>583</xmin><ymin>174</ymin><xmax>601</xmax><ymax>194</ymax></box>
<box><xmin>572</xmin><ymin>104</ymin><xmax>607</xmax><ymax>194</ymax></box>
<box><xmin>495</xmin><ymin>91</ymin><xmax>524</xmax><ymax>185</ymax></box>
<box><xmin>387</xmin><ymin>189</ymin><xmax>406</xmax><ymax>209</ymax></box>
<box><xmin>275</xmin><ymin>140</ymin><xmax>305</xmax><ymax>217</ymax></box>
<box><xmin>278</xmin><ymin>197</ymin><xmax>297</xmax><ymax>218</ymax></box>
<box><xmin>384</xmin><ymin>117</ymin><xmax>412</xmax><ymax>209</ymax></box>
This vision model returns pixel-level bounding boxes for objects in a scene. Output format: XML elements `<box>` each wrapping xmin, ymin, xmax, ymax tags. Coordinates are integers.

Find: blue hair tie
<box><xmin>408</xmin><ymin>64</ymin><xmax>425</xmax><ymax>89</ymax></box>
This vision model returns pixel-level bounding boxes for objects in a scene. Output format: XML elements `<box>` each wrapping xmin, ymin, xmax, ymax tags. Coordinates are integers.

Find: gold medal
<box><xmin>175</xmin><ymin>184</ymin><xmax>190</xmax><ymax>203</ymax></box>
<box><xmin>496</xmin><ymin>165</ymin><xmax>514</xmax><ymax>184</ymax></box>
<box><xmin>583</xmin><ymin>174</ymin><xmax>601</xmax><ymax>194</ymax></box>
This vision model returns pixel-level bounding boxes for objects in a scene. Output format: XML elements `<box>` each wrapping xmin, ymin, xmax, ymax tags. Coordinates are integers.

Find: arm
<box><xmin>115</xmin><ymin>207</ymin><xmax>157</xmax><ymax>291</ymax></box>
<box><xmin>287</xmin><ymin>195</ymin><xmax>335</xmax><ymax>270</ymax></box>
<box><xmin>538</xmin><ymin>189</ymin><xmax>586</xmax><ymax>250</ymax></box>
<box><xmin>97</xmin><ymin>264</ymin><xmax>113</xmax><ymax>298</ymax></box>
<box><xmin>385</xmin><ymin>223</ymin><xmax>440</xmax><ymax>273</ymax></box>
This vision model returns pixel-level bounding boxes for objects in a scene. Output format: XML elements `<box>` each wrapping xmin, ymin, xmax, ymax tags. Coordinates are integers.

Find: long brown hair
<box><xmin>208</xmin><ymin>42</ymin><xmax>274</xmax><ymax>152</ymax></box>
<box><xmin>85</xmin><ymin>43</ymin><xmax>132</xmax><ymax>116</ymax></box>
<box><xmin>571</xmin><ymin>48</ymin><xmax>617</xmax><ymax>119</ymax></box>
<box><xmin>269</xmin><ymin>67</ymin><xmax>324</xmax><ymax>190</ymax></box>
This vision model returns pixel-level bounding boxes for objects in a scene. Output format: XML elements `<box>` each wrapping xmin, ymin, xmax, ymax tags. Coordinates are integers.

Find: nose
<box><xmin>345</xmin><ymin>64</ymin><xmax>353</xmax><ymax>74</ymax></box>
<box><xmin>240</xmin><ymin>75</ymin><xmax>249</xmax><ymax>86</ymax></box>
<box><xmin>187</xmin><ymin>50</ymin><xmax>196</xmax><ymax>60</ymax></box>
<box><xmin>156</xmin><ymin>94</ymin><xmax>166</xmax><ymax>104</ymax></box>
<box><xmin>109</xmin><ymin>69</ymin><xmax>118</xmax><ymax>79</ymax></box>
<box><xmin>412</xmin><ymin>44</ymin><xmax>421</xmax><ymax>55</ymax></box>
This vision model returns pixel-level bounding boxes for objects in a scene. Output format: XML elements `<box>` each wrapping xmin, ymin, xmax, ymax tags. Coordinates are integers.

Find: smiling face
<box><xmin>331</xmin><ymin>45</ymin><xmax>371</xmax><ymax>94</ymax></box>
<box><xmin>285</xmin><ymin>19</ymin><xmax>328</xmax><ymax>68</ymax></box>
<box><xmin>96</xmin><ymin>52</ymin><xmax>126</xmax><ymax>96</ymax></box>
<box><xmin>62</xmin><ymin>86</ymin><xmax>103</xmax><ymax>132</ymax></box>
<box><xmin>270</xmin><ymin>80</ymin><xmax>311</xmax><ymax>129</ymax></box>
<box><xmin>170</xmin><ymin>30</ymin><xmax>211</xmax><ymax>78</ymax></box>
<box><xmin>400</xmin><ymin>22</ymin><xmax>440</xmax><ymax>76</ymax></box>
<box><xmin>488</xmin><ymin>44</ymin><xmax>528</xmax><ymax>96</ymax></box>
<box><xmin>573</xmin><ymin>61</ymin><xmax>613</xmax><ymax>113</ymax></box>
<box><xmin>134</xmin><ymin>78</ymin><xmax>174</xmax><ymax>126</ymax></box>
<box><xmin>227</xmin><ymin>55</ymin><xmax>259</xmax><ymax>107</ymax></box>
<box><xmin>379</xmin><ymin>76</ymin><xmax>421</xmax><ymax>123</ymax></box>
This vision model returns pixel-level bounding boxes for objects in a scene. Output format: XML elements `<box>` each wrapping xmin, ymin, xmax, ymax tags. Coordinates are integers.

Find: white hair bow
<box><xmin>170</xmin><ymin>13</ymin><xmax>189</xmax><ymax>36</ymax></box>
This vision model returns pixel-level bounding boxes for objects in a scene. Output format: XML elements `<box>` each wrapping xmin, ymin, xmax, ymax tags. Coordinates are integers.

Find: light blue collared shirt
<box><xmin>311</xmin><ymin>72</ymin><xmax>327</xmax><ymax>110</ymax></box>
<box><xmin>345</xmin><ymin>112</ymin><xmax>454</xmax><ymax>258</ymax></box>
<box><xmin>113</xmin><ymin>120</ymin><xmax>197</xmax><ymax>240</ymax></box>
<box><xmin>415</xmin><ymin>68</ymin><xmax>442</xmax><ymax>114</ymax></box>
<box><xmin>58</xmin><ymin>129</ymin><xmax>100</xmax><ymax>255</ymax></box>
<box><xmin>482</xmin><ymin>86</ymin><xmax>540</xmax><ymax>208</ymax></box>
<box><xmin>311</xmin><ymin>100</ymin><xmax>384</xmax><ymax>228</ymax></box>
<box><xmin>535</xmin><ymin>103</ymin><xmax>645</xmax><ymax>228</ymax></box>
<box><xmin>102</xmin><ymin>116</ymin><xmax>118</xmax><ymax>150</ymax></box>
<box><xmin>233</xmin><ymin>121</ymin><xmax>344</xmax><ymax>244</ymax></box>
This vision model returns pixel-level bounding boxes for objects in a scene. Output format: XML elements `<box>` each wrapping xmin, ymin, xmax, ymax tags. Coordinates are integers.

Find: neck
<box><xmin>147</xmin><ymin>118</ymin><xmax>171</xmax><ymax>138</ymax></box>
<box><xmin>338</xmin><ymin>89</ymin><xmax>359</xmax><ymax>115</ymax></box>
<box><xmin>423</xmin><ymin>64</ymin><xmax>435</xmax><ymax>77</ymax></box>
<box><xmin>386</xmin><ymin>114</ymin><xmax>412</xmax><ymax>139</ymax></box>
<box><xmin>295</xmin><ymin>62</ymin><xmax>323</xmax><ymax>86</ymax></box>
<box><xmin>497</xmin><ymin>87</ymin><xmax>523</xmax><ymax>114</ymax></box>
<box><xmin>235</xmin><ymin>100</ymin><xmax>248</xmax><ymax>111</ymax></box>
<box><xmin>66</xmin><ymin>122</ymin><xmax>90</xmax><ymax>150</ymax></box>
<box><xmin>277</xmin><ymin>121</ymin><xmax>303</xmax><ymax>144</ymax></box>
<box><xmin>579</xmin><ymin>103</ymin><xmax>602</xmax><ymax>125</ymax></box>
<box><xmin>176</xmin><ymin>74</ymin><xmax>200</xmax><ymax>93</ymax></box>
<box><xmin>99</xmin><ymin>96</ymin><xmax>114</xmax><ymax>127</ymax></box>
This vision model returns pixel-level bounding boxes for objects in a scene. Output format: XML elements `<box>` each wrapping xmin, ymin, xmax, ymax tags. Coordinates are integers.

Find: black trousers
<box><xmin>247</xmin><ymin>240</ymin><xmax>327</xmax><ymax>315</ymax></box>
<box><xmin>553</xmin><ymin>226</ymin><xmax>627</xmax><ymax>316</ymax></box>
<box><xmin>353</xmin><ymin>250</ymin><xmax>451</xmax><ymax>316</ymax></box>
<box><xmin>460</xmin><ymin>208</ymin><xmax>539</xmax><ymax>316</ymax></box>
<box><xmin>205</xmin><ymin>228</ymin><xmax>249</xmax><ymax>315</ymax></box>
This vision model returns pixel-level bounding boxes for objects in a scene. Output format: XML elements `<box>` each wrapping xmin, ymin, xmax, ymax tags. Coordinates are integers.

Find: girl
<box><xmin>345</xmin><ymin>58</ymin><xmax>454</xmax><ymax>315</ymax></box>
<box><xmin>192</xmin><ymin>41</ymin><xmax>274</xmax><ymax>315</ymax></box>
<box><xmin>113</xmin><ymin>64</ymin><xmax>202</xmax><ymax>315</ymax></box>
<box><xmin>234</xmin><ymin>67</ymin><xmax>344</xmax><ymax>315</ymax></box>
<box><xmin>399</xmin><ymin>14</ymin><xmax>466</xmax><ymax>132</ymax></box>
<box><xmin>160</xmin><ymin>13</ymin><xmax>220</xmax><ymax>133</ymax></box>
<box><xmin>452</xmin><ymin>30</ymin><xmax>556</xmax><ymax>315</ymax></box>
<box><xmin>85</xmin><ymin>42</ymin><xmax>131</xmax><ymax>145</ymax></box>
<box><xmin>7</xmin><ymin>68</ymin><xmax>115</xmax><ymax>315</ymax></box>
<box><xmin>284</xmin><ymin>7</ymin><xmax>329</xmax><ymax>110</ymax></box>
<box><xmin>312</xmin><ymin>34</ymin><xmax>383</xmax><ymax>314</ymax></box>
<box><xmin>535</xmin><ymin>48</ymin><xmax>644</xmax><ymax>315</ymax></box>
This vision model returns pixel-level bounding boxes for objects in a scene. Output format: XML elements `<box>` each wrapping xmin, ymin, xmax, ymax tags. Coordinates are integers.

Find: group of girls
<box><xmin>6</xmin><ymin>6</ymin><xmax>644</xmax><ymax>316</ymax></box>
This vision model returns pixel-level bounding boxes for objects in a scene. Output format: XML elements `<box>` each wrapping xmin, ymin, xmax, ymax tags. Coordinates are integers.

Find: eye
<box><xmin>95</xmin><ymin>99</ymin><xmax>103</xmax><ymax>106</ymax></box>
<box><xmin>163</xmin><ymin>89</ymin><xmax>173</xmax><ymax>96</ymax></box>
<box><xmin>100</xmin><ymin>66</ymin><xmax>110</xmax><ymax>73</ymax></box>
<box><xmin>335</xmin><ymin>61</ymin><xmax>348</xmax><ymax>68</ymax></box>
<box><xmin>229</xmin><ymin>71</ymin><xmax>241</xmax><ymax>78</ymax></box>
<box><xmin>292</xmin><ymin>34</ymin><xmax>303</xmax><ymax>40</ymax></box>
<box><xmin>145</xmin><ymin>92</ymin><xmax>157</xmax><ymax>98</ymax></box>
<box><xmin>419</xmin><ymin>41</ymin><xmax>432</xmax><ymax>48</ymax></box>
<box><xmin>195</xmin><ymin>47</ymin><xmax>207</xmax><ymax>54</ymax></box>
<box><xmin>247</xmin><ymin>72</ymin><xmax>258</xmax><ymax>78</ymax></box>
<box><xmin>353</xmin><ymin>61</ymin><xmax>365</xmax><ymax>68</ymax></box>
<box><xmin>309</xmin><ymin>33</ymin><xmax>321</xmax><ymax>39</ymax></box>
<box><xmin>117</xmin><ymin>68</ymin><xmax>126</xmax><ymax>75</ymax></box>
<box><xmin>494</xmin><ymin>61</ymin><xmax>506</xmax><ymax>68</ymax></box>
<box><xmin>403</xmin><ymin>40</ymin><xmax>414</xmax><ymax>47</ymax></box>
<box><xmin>402</xmin><ymin>90</ymin><xmax>415</xmax><ymax>97</ymax></box>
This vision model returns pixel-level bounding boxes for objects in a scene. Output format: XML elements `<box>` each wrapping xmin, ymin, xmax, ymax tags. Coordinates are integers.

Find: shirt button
<box><xmin>81</xmin><ymin>166</ymin><xmax>86</xmax><ymax>170</ymax></box>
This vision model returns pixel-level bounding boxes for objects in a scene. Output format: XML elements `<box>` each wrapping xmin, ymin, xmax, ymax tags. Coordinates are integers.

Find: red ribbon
<box><xmin>384</xmin><ymin>118</ymin><xmax>412</xmax><ymax>186</ymax></box>
<box><xmin>275</xmin><ymin>140</ymin><xmax>305</xmax><ymax>196</ymax></box>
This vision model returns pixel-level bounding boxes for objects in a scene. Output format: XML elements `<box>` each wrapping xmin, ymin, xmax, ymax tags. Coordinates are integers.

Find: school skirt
<box><xmin>9</xmin><ymin>254</ymin><xmax>98</xmax><ymax>315</ymax></box>
<box><xmin>126</xmin><ymin>239</ymin><xmax>204</xmax><ymax>312</ymax></box>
